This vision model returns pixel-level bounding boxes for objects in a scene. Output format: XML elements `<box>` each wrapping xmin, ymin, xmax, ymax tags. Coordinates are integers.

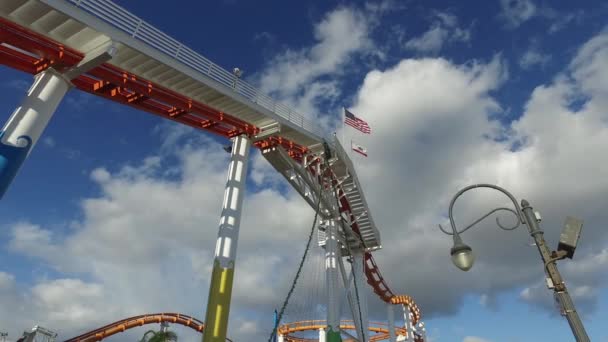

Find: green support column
<box><xmin>203</xmin><ymin>135</ymin><xmax>251</xmax><ymax>342</ymax></box>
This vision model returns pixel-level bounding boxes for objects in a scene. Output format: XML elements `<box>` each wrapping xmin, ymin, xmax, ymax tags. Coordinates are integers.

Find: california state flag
<box><xmin>351</xmin><ymin>141</ymin><xmax>368</xmax><ymax>157</ymax></box>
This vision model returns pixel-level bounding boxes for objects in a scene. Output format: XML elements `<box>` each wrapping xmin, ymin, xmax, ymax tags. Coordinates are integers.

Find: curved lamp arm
<box><xmin>438</xmin><ymin>184</ymin><xmax>525</xmax><ymax>236</ymax></box>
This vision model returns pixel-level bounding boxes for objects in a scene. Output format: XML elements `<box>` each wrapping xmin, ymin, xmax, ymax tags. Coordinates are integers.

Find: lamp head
<box><xmin>450</xmin><ymin>234</ymin><xmax>475</xmax><ymax>271</ymax></box>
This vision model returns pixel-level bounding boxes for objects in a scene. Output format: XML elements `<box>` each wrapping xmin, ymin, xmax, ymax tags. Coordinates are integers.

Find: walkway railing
<box><xmin>67</xmin><ymin>0</ymin><xmax>328</xmax><ymax>139</ymax></box>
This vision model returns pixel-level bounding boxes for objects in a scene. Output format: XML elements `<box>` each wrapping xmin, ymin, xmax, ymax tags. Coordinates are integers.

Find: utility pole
<box><xmin>520</xmin><ymin>200</ymin><xmax>590</xmax><ymax>342</ymax></box>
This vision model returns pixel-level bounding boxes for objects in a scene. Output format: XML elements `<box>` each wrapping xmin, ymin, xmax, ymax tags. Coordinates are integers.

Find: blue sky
<box><xmin>1</xmin><ymin>0</ymin><xmax>608</xmax><ymax>341</ymax></box>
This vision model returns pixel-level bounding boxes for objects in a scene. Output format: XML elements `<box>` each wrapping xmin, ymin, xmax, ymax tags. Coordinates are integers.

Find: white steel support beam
<box><xmin>203</xmin><ymin>135</ymin><xmax>251</xmax><ymax>342</ymax></box>
<box><xmin>0</xmin><ymin>68</ymin><xmax>70</xmax><ymax>199</ymax></box>
<box><xmin>319</xmin><ymin>328</ymin><xmax>326</xmax><ymax>342</ymax></box>
<box><xmin>262</xmin><ymin>146</ymin><xmax>334</xmax><ymax>218</ymax></box>
<box><xmin>63</xmin><ymin>39</ymin><xmax>117</xmax><ymax>80</ymax></box>
<box><xmin>403</xmin><ymin>306</ymin><xmax>413</xmax><ymax>342</ymax></box>
<box><xmin>387</xmin><ymin>303</ymin><xmax>397</xmax><ymax>342</ymax></box>
<box><xmin>0</xmin><ymin>36</ymin><xmax>117</xmax><ymax>200</ymax></box>
<box><xmin>418</xmin><ymin>323</ymin><xmax>427</xmax><ymax>341</ymax></box>
<box><xmin>337</xmin><ymin>254</ymin><xmax>362</xmax><ymax>340</ymax></box>
<box><xmin>324</xmin><ymin>219</ymin><xmax>342</xmax><ymax>340</ymax></box>
<box><xmin>352</xmin><ymin>251</ymin><xmax>370</xmax><ymax>342</ymax></box>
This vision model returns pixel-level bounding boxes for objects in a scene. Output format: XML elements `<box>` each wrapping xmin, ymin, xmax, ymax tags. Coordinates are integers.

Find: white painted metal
<box><xmin>0</xmin><ymin>0</ymin><xmax>326</xmax><ymax>147</ymax></box>
<box><xmin>352</xmin><ymin>251</ymin><xmax>369</xmax><ymax>342</ymax></box>
<box><xmin>331</xmin><ymin>138</ymin><xmax>381</xmax><ymax>250</ymax></box>
<box><xmin>261</xmin><ymin>145</ymin><xmax>334</xmax><ymax>218</ymax></box>
<box><xmin>337</xmin><ymin>253</ymin><xmax>363</xmax><ymax>340</ymax></box>
<box><xmin>214</xmin><ymin>135</ymin><xmax>251</xmax><ymax>268</ymax></box>
<box><xmin>418</xmin><ymin>323</ymin><xmax>426</xmax><ymax>341</ymax></box>
<box><xmin>318</xmin><ymin>328</ymin><xmax>326</xmax><ymax>342</ymax></box>
<box><xmin>1</xmin><ymin>69</ymin><xmax>69</xmax><ymax>153</ymax></box>
<box><xmin>403</xmin><ymin>306</ymin><xmax>413</xmax><ymax>342</ymax></box>
<box><xmin>324</xmin><ymin>219</ymin><xmax>341</xmax><ymax>333</ymax></box>
<box><xmin>0</xmin><ymin>0</ymin><xmax>382</xmax><ymax>250</ymax></box>
<box><xmin>265</xmin><ymin>138</ymin><xmax>381</xmax><ymax>250</ymax></box>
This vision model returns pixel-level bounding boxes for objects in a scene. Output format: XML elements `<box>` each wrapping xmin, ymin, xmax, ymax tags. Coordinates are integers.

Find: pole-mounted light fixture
<box><xmin>437</xmin><ymin>183</ymin><xmax>590</xmax><ymax>341</ymax></box>
<box><xmin>450</xmin><ymin>232</ymin><xmax>474</xmax><ymax>271</ymax></box>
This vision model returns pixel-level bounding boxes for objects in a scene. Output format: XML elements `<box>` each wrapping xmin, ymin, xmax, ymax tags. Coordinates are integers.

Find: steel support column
<box><xmin>403</xmin><ymin>306</ymin><xmax>413</xmax><ymax>342</ymax></box>
<box><xmin>352</xmin><ymin>251</ymin><xmax>369</xmax><ymax>342</ymax></box>
<box><xmin>387</xmin><ymin>303</ymin><xmax>397</xmax><ymax>342</ymax></box>
<box><xmin>338</xmin><ymin>254</ymin><xmax>363</xmax><ymax>340</ymax></box>
<box><xmin>325</xmin><ymin>219</ymin><xmax>342</xmax><ymax>342</ymax></box>
<box><xmin>203</xmin><ymin>135</ymin><xmax>251</xmax><ymax>342</ymax></box>
<box><xmin>0</xmin><ymin>68</ymin><xmax>70</xmax><ymax>198</ymax></box>
<box><xmin>319</xmin><ymin>328</ymin><xmax>326</xmax><ymax>342</ymax></box>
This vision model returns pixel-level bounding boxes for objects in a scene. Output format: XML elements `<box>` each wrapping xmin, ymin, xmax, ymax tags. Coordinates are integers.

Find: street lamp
<box><xmin>437</xmin><ymin>184</ymin><xmax>590</xmax><ymax>342</ymax></box>
<box><xmin>450</xmin><ymin>232</ymin><xmax>474</xmax><ymax>271</ymax></box>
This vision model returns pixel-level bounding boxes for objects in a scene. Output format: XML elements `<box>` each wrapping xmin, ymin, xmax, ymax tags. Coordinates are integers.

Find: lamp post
<box><xmin>438</xmin><ymin>184</ymin><xmax>590</xmax><ymax>342</ymax></box>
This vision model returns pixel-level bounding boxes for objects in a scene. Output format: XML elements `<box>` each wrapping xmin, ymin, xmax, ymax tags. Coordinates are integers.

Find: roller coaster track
<box><xmin>63</xmin><ymin>316</ymin><xmax>417</xmax><ymax>342</ymax></box>
<box><xmin>0</xmin><ymin>2</ymin><xmax>423</xmax><ymax>338</ymax></box>
<box><xmin>277</xmin><ymin>320</ymin><xmax>421</xmax><ymax>342</ymax></box>
<box><xmin>334</xmin><ymin>181</ymin><xmax>421</xmax><ymax>324</ymax></box>
<box><xmin>63</xmin><ymin>313</ymin><xmax>228</xmax><ymax>342</ymax></box>
<box><xmin>0</xmin><ymin>16</ymin><xmax>308</xmax><ymax>160</ymax></box>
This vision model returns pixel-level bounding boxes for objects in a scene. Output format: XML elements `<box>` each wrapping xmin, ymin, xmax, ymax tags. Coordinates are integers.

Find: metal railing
<box><xmin>67</xmin><ymin>0</ymin><xmax>328</xmax><ymax>140</ymax></box>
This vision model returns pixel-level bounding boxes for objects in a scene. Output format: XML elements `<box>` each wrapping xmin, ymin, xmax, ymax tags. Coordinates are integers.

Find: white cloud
<box><xmin>540</xmin><ymin>8</ymin><xmax>585</xmax><ymax>34</ymax></box>
<box><xmin>0</xmin><ymin>271</ymin><xmax>15</xmax><ymax>290</ymax></box>
<box><xmin>252</xmin><ymin>3</ymin><xmax>400</xmax><ymax>129</ymax></box>
<box><xmin>519</xmin><ymin>48</ymin><xmax>551</xmax><ymax>69</ymax></box>
<box><xmin>405</xmin><ymin>11</ymin><xmax>471</xmax><ymax>54</ymax></box>
<box><xmin>2</xmin><ymin>127</ymin><xmax>317</xmax><ymax>340</ymax></box>
<box><xmin>42</xmin><ymin>136</ymin><xmax>55</xmax><ymax>148</ymax></box>
<box><xmin>499</xmin><ymin>0</ymin><xmax>537</xmax><ymax>28</ymax></box>
<box><xmin>32</xmin><ymin>279</ymin><xmax>105</xmax><ymax>324</ymax></box>
<box><xmin>256</xmin><ymin>6</ymin><xmax>373</xmax><ymax>101</ymax></box>
<box><xmin>2</xmin><ymin>6</ymin><xmax>608</xmax><ymax>342</ymax></box>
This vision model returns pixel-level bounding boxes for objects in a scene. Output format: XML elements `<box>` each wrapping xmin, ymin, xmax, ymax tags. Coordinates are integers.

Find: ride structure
<box><xmin>0</xmin><ymin>1</ymin><xmax>426</xmax><ymax>341</ymax></box>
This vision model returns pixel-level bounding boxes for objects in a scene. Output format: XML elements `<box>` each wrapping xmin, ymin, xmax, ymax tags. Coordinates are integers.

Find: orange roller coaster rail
<box><xmin>278</xmin><ymin>320</ymin><xmax>421</xmax><ymax>342</ymax></box>
<box><xmin>63</xmin><ymin>313</ymin><xmax>234</xmax><ymax>342</ymax></box>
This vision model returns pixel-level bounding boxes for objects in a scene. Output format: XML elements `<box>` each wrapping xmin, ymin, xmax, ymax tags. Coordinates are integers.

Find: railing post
<box><xmin>132</xmin><ymin>19</ymin><xmax>143</xmax><ymax>38</ymax></box>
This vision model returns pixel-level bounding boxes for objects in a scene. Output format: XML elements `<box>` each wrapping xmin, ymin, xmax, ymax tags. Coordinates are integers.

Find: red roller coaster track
<box><xmin>63</xmin><ymin>315</ymin><xmax>418</xmax><ymax>342</ymax></box>
<box><xmin>1</xmin><ymin>15</ymin><xmax>423</xmax><ymax>337</ymax></box>
<box><xmin>0</xmin><ymin>17</ymin><xmax>308</xmax><ymax>161</ymax></box>
<box><xmin>63</xmin><ymin>313</ymin><xmax>210</xmax><ymax>342</ymax></box>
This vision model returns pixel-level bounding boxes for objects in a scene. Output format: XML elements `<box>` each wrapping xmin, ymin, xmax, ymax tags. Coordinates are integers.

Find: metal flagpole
<box><xmin>341</xmin><ymin>107</ymin><xmax>346</xmax><ymax>149</ymax></box>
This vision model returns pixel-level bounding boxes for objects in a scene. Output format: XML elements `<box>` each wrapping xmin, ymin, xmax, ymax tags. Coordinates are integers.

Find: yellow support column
<box><xmin>202</xmin><ymin>135</ymin><xmax>251</xmax><ymax>342</ymax></box>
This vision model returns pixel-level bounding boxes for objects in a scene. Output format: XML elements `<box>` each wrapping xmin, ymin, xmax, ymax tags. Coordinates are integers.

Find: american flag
<box><xmin>344</xmin><ymin>108</ymin><xmax>371</xmax><ymax>134</ymax></box>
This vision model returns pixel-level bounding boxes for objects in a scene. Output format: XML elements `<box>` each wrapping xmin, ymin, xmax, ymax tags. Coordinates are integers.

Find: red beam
<box><xmin>0</xmin><ymin>16</ymin><xmax>83</xmax><ymax>72</ymax></box>
<box><xmin>0</xmin><ymin>17</ymin><xmax>310</xmax><ymax>157</ymax></box>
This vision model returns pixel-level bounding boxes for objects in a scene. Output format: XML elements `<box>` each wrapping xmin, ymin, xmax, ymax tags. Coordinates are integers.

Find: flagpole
<box><xmin>342</xmin><ymin>107</ymin><xmax>345</xmax><ymax>149</ymax></box>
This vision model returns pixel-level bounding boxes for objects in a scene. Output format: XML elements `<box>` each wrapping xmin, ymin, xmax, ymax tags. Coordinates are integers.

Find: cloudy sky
<box><xmin>1</xmin><ymin>0</ymin><xmax>608</xmax><ymax>341</ymax></box>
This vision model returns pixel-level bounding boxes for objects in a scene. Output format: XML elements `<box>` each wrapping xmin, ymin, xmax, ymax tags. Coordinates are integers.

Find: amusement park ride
<box><xmin>0</xmin><ymin>0</ymin><xmax>426</xmax><ymax>341</ymax></box>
